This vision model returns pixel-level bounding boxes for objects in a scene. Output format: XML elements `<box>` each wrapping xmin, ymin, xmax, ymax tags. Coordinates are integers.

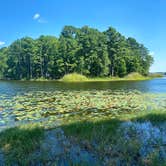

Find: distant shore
<box><xmin>0</xmin><ymin>72</ymin><xmax>164</xmax><ymax>82</ymax></box>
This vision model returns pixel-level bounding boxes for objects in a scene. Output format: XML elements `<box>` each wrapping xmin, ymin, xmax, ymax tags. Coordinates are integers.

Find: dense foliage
<box><xmin>0</xmin><ymin>26</ymin><xmax>153</xmax><ymax>80</ymax></box>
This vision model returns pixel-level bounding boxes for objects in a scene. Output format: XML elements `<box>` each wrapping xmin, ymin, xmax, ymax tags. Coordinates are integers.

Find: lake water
<box><xmin>0</xmin><ymin>77</ymin><xmax>166</xmax><ymax>96</ymax></box>
<box><xmin>0</xmin><ymin>78</ymin><xmax>166</xmax><ymax>130</ymax></box>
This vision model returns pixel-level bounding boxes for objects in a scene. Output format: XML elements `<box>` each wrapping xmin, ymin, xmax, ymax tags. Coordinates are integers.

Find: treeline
<box><xmin>0</xmin><ymin>26</ymin><xmax>153</xmax><ymax>80</ymax></box>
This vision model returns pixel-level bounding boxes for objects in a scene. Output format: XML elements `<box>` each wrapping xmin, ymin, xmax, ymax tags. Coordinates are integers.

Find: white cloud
<box><xmin>33</xmin><ymin>13</ymin><xmax>47</xmax><ymax>24</ymax></box>
<box><xmin>33</xmin><ymin>13</ymin><xmax>40</xmax><ymax>20</ymax></box>
<box><xmin>0</xmin><ymin>41</ymin><xmax>5</xmax><ymax>46</ymax></box>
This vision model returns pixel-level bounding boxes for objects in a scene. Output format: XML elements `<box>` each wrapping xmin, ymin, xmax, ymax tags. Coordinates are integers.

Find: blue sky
<box><xmin>0</xmin><ymin>0</ymin><xmax>165</xmax><ymax>72</ymax></box>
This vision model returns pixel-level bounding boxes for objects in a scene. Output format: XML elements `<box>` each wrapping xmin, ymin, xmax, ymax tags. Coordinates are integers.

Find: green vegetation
<box><xmin>62</xmin><ymin>110</ymin><xmax>166</xmax><ymax>166</ymax></box>
<box><xmin>60</xmin><ymin>72</ymin><xmax>151</xmax><ymax>82</ymax></box>
<box><xmin>124</xmin><ymin>72</ymin><xmax>150</xmax><ymax>80</ymax></box>
<box><xmin>0</xmin><ymin>26</ymin><xmax>153</xmax><ymax>80</ymax></box>
<box><xmin>60</xmin><ymin>73</ymin><xmax>88</xmax><ymax>82</ymax></box>
<box><xmin>62</xmin><ymin>110</ymin><xmax>166</xmax><ymax>142</ymax></box>
<box><xmin>0</xmin><ymin>89</ymin><xmax>166</xmax><ymax>165</ymax></box>
<box><xmin>1</xmin><ymin>90</ymin><xmax>166</xmax><ymax>128</ymax></box>
<box><xmin>0</xmin><ymin>124</ymin><xmax>44</xmax><ymax>165</ymax></box>
<box><xmin>1</xmin><ymin>110</ymin><xmax>166</xmax><ymax>165</ymax></box>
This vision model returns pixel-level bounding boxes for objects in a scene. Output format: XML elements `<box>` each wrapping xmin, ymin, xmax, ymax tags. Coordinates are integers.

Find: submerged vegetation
<box><xmin>62</xmin><ymin>110</ymin><xmax>166</xmax><ymax>165</ymax></box>
<box><xmin>0</xmin><ymin>88</ymin><xmax>166</xmax><ymax>165</ymax></box>
<box><xmin>0</xmin><ymin>26</ymin><xmax>153</xmax><ymax>80</ymax></box>
<box><xmin>0</xmin><ymin>89</ymin><xmax>166</xmax><ymax>130</ymax></box>
<box><xmin>62</xmin><ymin>109</ymin><xmax>166</xmax><ymax>141</ymax></box>
<box><xmin>0</xmin><ymin>91</ymin><xmax>166</xmax><ymax>166</ymax></box>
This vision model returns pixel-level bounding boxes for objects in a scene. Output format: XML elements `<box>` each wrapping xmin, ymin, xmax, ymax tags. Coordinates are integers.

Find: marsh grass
<box><xmin>62</xmin><ymin>110</ymin><xmax>166</xmax><ymax>165</ymax></box>
<box><xmin>60</xmin><ymin>73</ymin><xmax>89</xmax><ymax>82</ymax></box>
<box><xmin>0</xmin><ymin>124</ymin><xmax>44</xmax><ymax>165</ymax></box>
<box><xmin>124</xmin><ymin>72</ymin><xmax>150</xmax><ymax>80</ymax></box>
<box><xmin>0</xmin><ymin>110</ymin><xmax>165</xmax><ymax>165</ymax></box>
<box><xmin>62</xmin><ymin>111</ymin><xmax>166</xmax><ymax>148</ymax></box>
<box><xmin>60</xmin><ymin>72</ymin><xmax>151</xmax><ymax>82</ymax></box>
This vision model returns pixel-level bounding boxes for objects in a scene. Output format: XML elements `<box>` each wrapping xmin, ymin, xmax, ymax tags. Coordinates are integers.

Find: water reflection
<box><xmin>0</xmin><ymin>78</ymin><xmax>166</xmax><ymax>96</ymax></box>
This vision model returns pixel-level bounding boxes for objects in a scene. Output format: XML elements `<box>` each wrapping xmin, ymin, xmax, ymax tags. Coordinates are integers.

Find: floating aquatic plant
<box><xmin>0</xmin><ymin>90</ymin><xmax>166</xmax><ymax>130</ymax></box>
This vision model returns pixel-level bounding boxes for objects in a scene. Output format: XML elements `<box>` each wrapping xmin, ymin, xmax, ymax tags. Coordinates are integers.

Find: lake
<box><xmin>0</xmin><ymin>78</ymin><xmax>166</xmax><ymax>130</ymax></box>
<box><xmin>0</xmin><ymin>77</ymin><xmax>166</xmax><ymax>96</ymax></box>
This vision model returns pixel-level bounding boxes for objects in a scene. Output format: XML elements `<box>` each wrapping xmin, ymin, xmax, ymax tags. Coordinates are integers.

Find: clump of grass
<box><xmin>62</xmin><ymin>110</ymin><xmax>166</xmax><ymax>143</ymax></box>
<box><xmin>124</xmin><ymin>72</ymin><xmax>149</xmax><ymax>80</ymax></box>
<box><xmin>131</xmin><ymin>110</ymin><xmax>166</xmax><ymax>123</ymax></box>
<box><xmin>62</xmin><ymin>110</ymin><xmax>166</xmax><ymax>165</ymax></box>
<box><xmin>60</xmin><ymin>73</ymin><xmax>89</xmax><ymax>82</ymax></box>
<box><xmin>62</xmin><ymin>119</ymin><xmax>121</xmax><ymax>142</ymax></box>
<box><xmin>0</xmin><ymin>124</ymin><xmax>44</xmax><ymax>165</ymax></box>
<box><xmin>60</xmin><ymin>72</ymin><xmax>151</xmax><ymax>82</ymax></box>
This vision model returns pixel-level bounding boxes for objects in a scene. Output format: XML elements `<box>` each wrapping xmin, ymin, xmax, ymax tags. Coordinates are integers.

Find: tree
<box><xmin>35</xmin><ymin>36</ymin><xmax>59</xmax><ymax>78</ymax></box>
<box><xmin>105</xmin><ymin>27</ymin><xmax>126</xmax><ymax>76</ymax></box>
<box><xmin>0</xmin><ymin>47</ymin><xmax>8</xmax><ymax>79</ymax></box>
<box><xmin>0</xmin><ymin>25</ymin><xmax>154</xmax><ymax>80</ymax></box>
<box><xmin>77</xmin><ymin>26</ymin><xmax>110</xmax><ymax>76</ymax></box>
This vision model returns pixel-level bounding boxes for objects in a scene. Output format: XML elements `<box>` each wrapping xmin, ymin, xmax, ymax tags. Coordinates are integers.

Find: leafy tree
<box><xmin>0</xmin><ymin>25</ymin><xmax>153</xmax><ymax>80</ymax></box>
<box><xmin>77</xmin><ymin>26</ymin><xmax>110</xmax><ymax>76</ymax></box>
<box><xmin>0</xmin><ymin>47</ymin><xmax>8</xmax><ymax>78</ymax></box>
<box><xmin>105</xmin><ymin>27</ymin><xmax>126</xmax><ymax>76</ymax></box>
<box><xmin>35</xmin><ymin>36</ymin><xmax>59</xmax><ymax>78</ymax></box>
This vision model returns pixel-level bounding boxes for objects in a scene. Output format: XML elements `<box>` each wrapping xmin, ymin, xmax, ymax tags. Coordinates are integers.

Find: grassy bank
<box><xmin>59</xmin><ymin>72</ymin><xmax>152</xmax><ymax>82</ymax></box>
<box><xmin>3</xmin><ymin>72</ymin><xmax>160</xmax><ymax>82</ymax></box>
<box><xmin>62</xmin><ymin>110</ymin><xmax>166</xmax><ymax>141</ymax></box>
<box><xmin>0</xmin><ymin>109</ymin><xmax>165</xmax><ymax>165</ymax></box>
<box><xmin>0</xmin><ymin>124</ymin><xmax>44</xmax><ymax>165</ymax></box>
<box><xmin>62</xmin><ymin>109</ymin><xmax>166</xmax><ymax>165</ymax></box>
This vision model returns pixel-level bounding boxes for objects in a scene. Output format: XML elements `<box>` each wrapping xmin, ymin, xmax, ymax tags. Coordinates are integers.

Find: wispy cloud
<box><xmin>33</xmin><ymin>13</ymin><xmax>47</xmax><ymax>24</ymax></box>
<box><xmin>33</xmin><ymin>13</ymin><xmax>40</xmax><ymax>20</ymax></box>
<box><xmin>0</xmin><ymin>41</ymin><xmax>5</xmax><ymax>46</ymax></box>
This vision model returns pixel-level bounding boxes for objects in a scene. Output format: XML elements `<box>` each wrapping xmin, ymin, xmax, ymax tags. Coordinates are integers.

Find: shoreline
<box><xmin>0</xmin><ymin>109</ymin><xmax>166</xmax><ymax>165</ymax></box>
<box><xmin>0</xmin><ymin>76</ymin><xmax>156</xmax><ymax>82</ymax></box>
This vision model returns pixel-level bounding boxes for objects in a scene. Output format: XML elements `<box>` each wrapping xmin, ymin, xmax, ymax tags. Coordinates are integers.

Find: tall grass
<box><xmin>62</xmin><ymin>110</ymin><xmax>166</xmax><ymax>142</ymax></box>
<box><xmin>60</xmin><ymin>72</ymin><xmax>151</xmax><ymax>82</ymax></box>
<box><xmin>60</xmin><ymin>73</ymin><xmax>89</xmax><ymax>82</ymax></box>
<box><xmin>124</xmin><ymin>72</ymin><xmax>149</xmax><ymax>80</ymax></box>
<box><xmin>0</xmin><ymin>124</ymin><xmax>44</xmax><ymax>165</ymax></box>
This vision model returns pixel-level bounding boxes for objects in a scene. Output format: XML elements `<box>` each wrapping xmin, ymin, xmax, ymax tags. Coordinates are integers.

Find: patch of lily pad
<box><xmin>0</xmin><ymin>90</ymin><xmax>166</xmax><ymax>130</ymax></box>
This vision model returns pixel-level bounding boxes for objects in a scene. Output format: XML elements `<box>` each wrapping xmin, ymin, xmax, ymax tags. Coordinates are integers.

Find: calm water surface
<box><xmin>0</xmin><ymin>77</ymin><xmax>166</xmax><ymax>96</ymax></box>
